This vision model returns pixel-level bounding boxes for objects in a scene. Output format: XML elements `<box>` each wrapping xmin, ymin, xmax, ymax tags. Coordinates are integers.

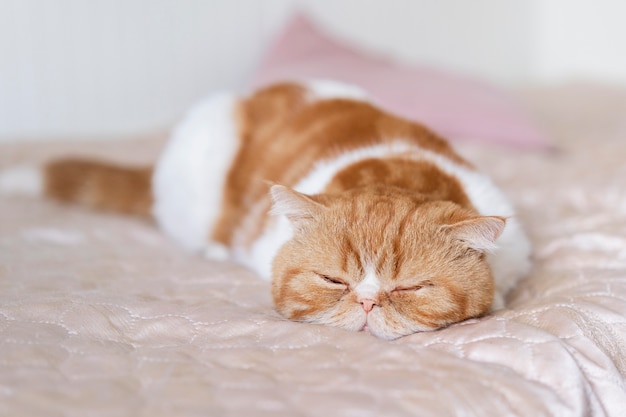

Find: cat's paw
<box><xmin>203</xmin><ymin>243</ymin><xmax>230</xmax><ymax>261</ymax></box>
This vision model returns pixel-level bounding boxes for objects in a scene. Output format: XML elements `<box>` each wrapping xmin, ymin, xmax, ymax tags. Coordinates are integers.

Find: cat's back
<box><xmin>216</xmin><ymin>81</ymin><xmax>470</xmax><ymax>246</ymax></box>
<box><xmin>153</xmin><ymin>80</ymin><xmax>530</xmax><ymax>294</ymax></box>
<box><xmin>234</xmin><ymin>81</ymin><xmax>467</xmax><ymax>184</ymax></box>
<box><xmin>224</xmin><ymin>80</ymin><xmax>469</xmax><ymax>209</ymax></box>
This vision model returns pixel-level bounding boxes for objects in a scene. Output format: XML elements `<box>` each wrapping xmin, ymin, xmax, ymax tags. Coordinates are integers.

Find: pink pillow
<box><xmin>251</xmin><ymin>14</ymin><xmax>550</xmax><ymax>149</ymax></box>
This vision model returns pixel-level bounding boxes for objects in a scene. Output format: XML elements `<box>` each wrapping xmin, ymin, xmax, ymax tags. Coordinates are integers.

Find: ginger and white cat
<box><xmin>0</xmin><ymin>80</ymin><xmax>531</xmax><ymax>339</ymax></box>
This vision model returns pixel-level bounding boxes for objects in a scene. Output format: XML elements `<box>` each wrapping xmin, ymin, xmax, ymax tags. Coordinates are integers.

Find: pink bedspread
<box><xmin>1</xmin><ymin>84</ymin><xmax>625</xmax><ymax>416</ymax></box>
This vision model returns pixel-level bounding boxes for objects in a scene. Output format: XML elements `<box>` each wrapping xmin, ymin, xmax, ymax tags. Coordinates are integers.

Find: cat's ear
<box><xmin>270</xmin><ymin>184</ymin><xmax>324</xmax><ymax>228</ymax></box>
<box><xmin>443</xmin><ymin>216</ymin><xmax>506</xmax><ymax>253</ymax></box>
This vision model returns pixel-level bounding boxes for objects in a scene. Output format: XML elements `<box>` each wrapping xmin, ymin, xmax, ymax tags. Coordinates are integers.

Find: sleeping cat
<box><xmin>0</xmin><ymin>80</ymin><xmax>531</xmax><ymax>339</ymax></box>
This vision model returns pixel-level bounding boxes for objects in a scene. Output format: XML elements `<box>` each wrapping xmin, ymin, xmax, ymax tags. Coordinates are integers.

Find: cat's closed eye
<box><xmin>317</xmin><ymin>273</ymin><xmax>348</xmax><ymax>287</ymax></box>
<box><xmin>393</xmin><ymin>281</ymin><xmax>433</xmax><ymax>292</ymax></box>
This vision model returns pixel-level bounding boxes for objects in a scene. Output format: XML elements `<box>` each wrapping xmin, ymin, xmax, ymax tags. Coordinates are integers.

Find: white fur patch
<box><xmin>355</xmin><ymin>267</ymin><xmax>381</xmax><ymax>300</ymax></box>
<box><xmin>0</xmin><ymin>165</ymin><xmax>43</xmax><ymax>196</ymax></box>
<box><xmin>295</xmin><ymin>142</ymin><xmax>417</xmax><ymax>195</ymax></box>
<box><xmin>203</xmin><ymin>242</ymin><xmax>230</xmax><ymax>261</ymax></box>
<box><xmin>237</xmin><ymin>215</ymin><xmax>292</xmax><ymax>280</ymax></box>
<box><xmin>152</xmin><ymin>92</ymin><xmax>239</xmax><ymax>252</ymax></box>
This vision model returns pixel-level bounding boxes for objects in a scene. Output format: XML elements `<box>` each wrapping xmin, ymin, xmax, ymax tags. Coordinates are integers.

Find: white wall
<box><xmin>0</xmin><ymin>0</ymin><xmax>269</xmax><ymax>139</ymax></box>
<box><xmin>532</xmin><ymin>0</ymin><xmax>626</xmax><ymax>84</ymax></box>
<box><xmin>0</xmin><ymin>0</ymin><xmax>624</xmax><ymax>141</ymax></box>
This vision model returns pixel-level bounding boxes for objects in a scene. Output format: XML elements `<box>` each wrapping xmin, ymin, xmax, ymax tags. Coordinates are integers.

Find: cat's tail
<box><xmin>0</xmin><ymin>159</ymin><xmax>154</xmax><ymax>218</ymax></box>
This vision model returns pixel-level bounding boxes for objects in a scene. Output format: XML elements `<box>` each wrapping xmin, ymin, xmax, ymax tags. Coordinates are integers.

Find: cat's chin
<box><xmin>362</xmin><ymin>323</ymin><xmax>403</xmax><ymax>340</ymax></box>
<box><xmin>355</xmin><ymin>315</ymin><xmax>406</xmax><ymax>340</ymax></box>
<box><xmin>359</xmin><ymin>322</ymin><xmax>397</xmax><ymax>340</ymax></box>
<box><xmin>308</xmin><ymin>307</ymin><xmax>368</xmax><ymax>333</ymax></box>
<box><xmin>362</xmin><ymin>311</ymin><xmax>440</xmax><ymax>340</ymax></box>
<box><xmin>308</xmin><ymin>307</ymin><xmax>436</xmax><ymax>339</ymax></box>
<box><xmin>333</xmin><ymin>319</ymin><xmax>397</xmax><ymax>340</ymax></box>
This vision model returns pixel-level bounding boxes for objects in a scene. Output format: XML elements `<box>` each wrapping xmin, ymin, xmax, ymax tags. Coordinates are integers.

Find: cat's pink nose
<box><xmin>359</xmin><ymin>298</ymin><xmax>377</xmax><ymax>313</ymax></box>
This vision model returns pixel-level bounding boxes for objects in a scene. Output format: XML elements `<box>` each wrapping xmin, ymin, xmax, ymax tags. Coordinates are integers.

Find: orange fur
<box><xmin>45</xmin><ymin>159</ymin><xmax>153</xmax><ymax>218</ymax></box>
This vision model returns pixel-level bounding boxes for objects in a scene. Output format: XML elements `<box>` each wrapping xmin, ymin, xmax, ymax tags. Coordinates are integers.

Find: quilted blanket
<box><xmin>1</xmin><ymin>84</ymin><xmax>625</xmax><ymax>416</ymax></box>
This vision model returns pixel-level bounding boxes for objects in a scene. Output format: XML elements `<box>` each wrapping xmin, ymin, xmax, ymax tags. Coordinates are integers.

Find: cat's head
<box><xmin>270</xmin><ymin>185</ymin><xmax>505</xmax><ymax>339</ymax></box>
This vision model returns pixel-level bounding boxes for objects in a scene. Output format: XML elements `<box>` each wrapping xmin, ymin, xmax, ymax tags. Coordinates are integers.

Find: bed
<box><xmin>1</xmin><ymin>84</ymin><xmax>625</xmax><ymax>416</ymax></box>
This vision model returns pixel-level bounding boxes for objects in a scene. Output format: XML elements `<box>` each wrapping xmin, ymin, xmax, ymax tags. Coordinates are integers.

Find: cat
<box><xmin>0</xmin><ymin>80</ymin><xmax>531</xmax><ymax>339</ymax></box>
